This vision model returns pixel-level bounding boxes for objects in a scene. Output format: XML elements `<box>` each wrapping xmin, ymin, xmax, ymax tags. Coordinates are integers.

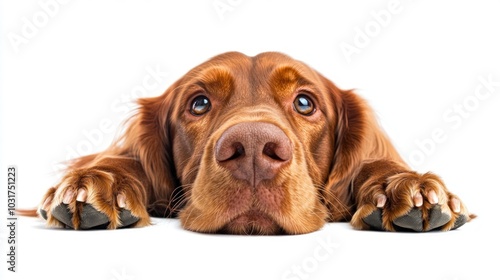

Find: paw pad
<box><xmin>42</xmin><ymin>203</ymin><xmax>139</xmax><ymax>229</ymax></box>
<box><xmin>362</xmin><ymin>205</ymin><xmax>466</xmax><ymax>232</ymax></box>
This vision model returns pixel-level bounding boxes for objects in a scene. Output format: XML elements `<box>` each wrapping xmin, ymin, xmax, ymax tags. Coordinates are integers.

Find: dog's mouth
<box><xmin>218</xmin><ymin>210</ymin><xmax>285</xmax><ymax>235</ymax></box>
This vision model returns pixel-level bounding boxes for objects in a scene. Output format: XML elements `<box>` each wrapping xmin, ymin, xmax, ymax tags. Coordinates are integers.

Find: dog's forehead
<box><xmin>190</xmin><ymin>52</ymin><xmax>320</xmax><ymax>98</ymax></box>
<box><xmin>206</xmin><ymin>52</ymin><xmax>316</xmax><ymax>77</ymax></box>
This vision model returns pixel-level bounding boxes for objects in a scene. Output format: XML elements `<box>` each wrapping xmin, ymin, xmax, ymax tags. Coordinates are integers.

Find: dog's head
<box><xmin>127</xmin><ymin>52</ymin><xmax>370</xmax><ymax>234</ymax></box>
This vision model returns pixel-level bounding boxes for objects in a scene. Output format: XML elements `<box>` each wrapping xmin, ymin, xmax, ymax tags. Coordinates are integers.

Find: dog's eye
<box><xmin>190</xmin><ymin>95</ymin><xmax>211</xmax><ymax>116</ymax></box>
<box><xmin>293</xmin><ymin>94</ymin><xmax>315</xmax><ymax>116</ymax></box>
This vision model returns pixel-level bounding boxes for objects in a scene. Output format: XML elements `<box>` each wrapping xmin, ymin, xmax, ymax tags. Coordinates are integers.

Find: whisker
<box><xmin>316</xmin><ymin>181</ymin><xmax>355</xmax><ymax>221</ymax></box>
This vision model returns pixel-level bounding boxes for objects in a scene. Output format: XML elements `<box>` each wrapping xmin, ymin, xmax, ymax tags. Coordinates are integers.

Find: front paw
<box><xmin>351</xmin><ymin>172</ymin><xmax>474</xmax><ymax>232</ymax></box>
<box><xmin>38</xmin><ymin>168</ymin><xmax>150</xmax><ymax>229</ymax></box>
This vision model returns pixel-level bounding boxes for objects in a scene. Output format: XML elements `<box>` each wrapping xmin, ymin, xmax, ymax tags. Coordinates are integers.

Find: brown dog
<box><xmin>37</xmin><ymin>52</ymin><xmax>474</xmax><ymax>234</ymax></box>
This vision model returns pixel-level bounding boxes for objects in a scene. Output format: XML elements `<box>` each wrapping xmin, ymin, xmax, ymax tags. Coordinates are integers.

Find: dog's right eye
<box><xmin>190</xmin><ymin>95</ymin><xmax>211</xmax><ymax>116</ymax></box>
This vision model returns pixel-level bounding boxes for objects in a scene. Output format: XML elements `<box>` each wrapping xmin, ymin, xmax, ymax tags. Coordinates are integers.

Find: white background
<box><xmin>1</xmin><ymin>0</ymin><xmax>499</xmax><ymax>279</ymax></box>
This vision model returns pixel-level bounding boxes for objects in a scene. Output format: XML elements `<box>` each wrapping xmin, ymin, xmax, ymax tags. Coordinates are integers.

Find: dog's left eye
<box><xmin>293</xmin><ymin>94</ymin><xmax>315</xmax><ymax>116</ymax></box>
<box><xmin>190</xmin><ymin>95</ymin><xmax>211</xmax><ymax>116</ymax></box>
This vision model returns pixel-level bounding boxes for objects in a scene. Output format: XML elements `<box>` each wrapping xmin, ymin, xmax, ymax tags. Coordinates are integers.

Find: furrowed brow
<box><xmin>269</xmin><ymin>65</ymin><xmax>316</xmax><ymax>97</ymax></box>
<box><xmin>194</xmin><ymin>67</ymin><xmax>234</xmax><ymax>99</ymax></box>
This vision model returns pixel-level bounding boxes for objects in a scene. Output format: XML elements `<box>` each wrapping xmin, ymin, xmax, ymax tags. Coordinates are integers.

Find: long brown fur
<box><xmin>33</xmin><ymin>52</ymin><xmax>473</xmax><ymax>234</ymax></box>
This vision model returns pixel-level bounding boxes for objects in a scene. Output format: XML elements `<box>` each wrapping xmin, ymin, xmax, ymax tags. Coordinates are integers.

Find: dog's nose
<box><xmin>215</xmin><ymin>122</ymin><xmax>292</xmax><ymax>187</ymax></box>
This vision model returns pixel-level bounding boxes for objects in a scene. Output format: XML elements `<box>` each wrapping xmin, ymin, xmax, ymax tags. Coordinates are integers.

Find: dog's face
<box><xmin>160</xmin><ymin>52</ymin><xmax>343</xmax><ymax>234</ymax></box>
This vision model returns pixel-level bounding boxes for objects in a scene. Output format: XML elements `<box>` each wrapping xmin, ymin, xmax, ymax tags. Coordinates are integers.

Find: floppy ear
<box><xmin>321</xmin><ymin>77</ymin><xmax>368</xmax><ymax>220</ymax></box>
<box><xmin>117</xmin><ymin>81</ymin><xmax>181</xmax><ymax>216</ymax></box>
<box><xmin>317</xmin><ymin>75</ymin><xmax>376</xmax><ymax>220</ymax></box>
<box><xmin>319</xmin><ymin>75</ymin><xmax>403</xmax><ymax>221</ymax></box>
